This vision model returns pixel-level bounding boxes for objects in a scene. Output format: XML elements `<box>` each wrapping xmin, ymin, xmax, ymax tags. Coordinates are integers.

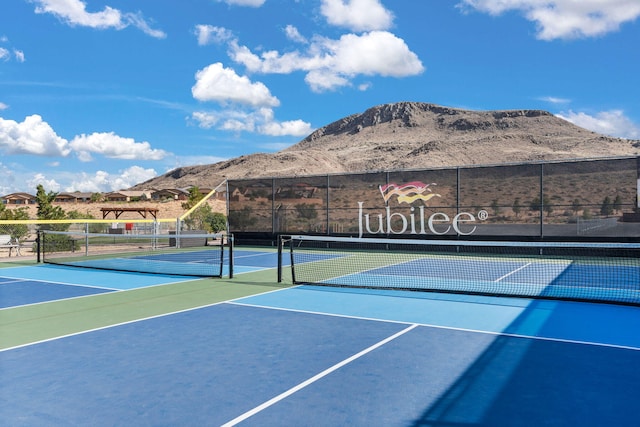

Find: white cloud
<box><xmin>0</xmin><ymin>162</ymin><xmax>17</xmax><ymax>195</ymax></box>
<box><xmin>259</xmin><ymin>119</ymin><xmax>314</xmax><ymax>137</ymax></box>
<box><xmin>124</xmin><ymin>12</ymin><xmax>166</xmax><ymax>39</ymax></box>
<box><xmin>320</xmin><ymin>0</ymin><xmax>394</xmax><ymax>31</ymax></box>
<box><xmin>557</xmin><ymin>109</ymin><xmax>640</xmax><ymax>139</ymax></box>
<box><xmin>284</xmin><ymin>25</ymin><xmax>308</xmax><ymax>44</ymax></box>
<box><xmin>192</xmin><ymin>62</ymin><xmax>280</xmax><ymax>107</ymax></box>
<box><xmin>28</xmin><ymin>173</ymin><xmax>61</xmax><ymax>192</ymax></box>
<box><xmin>173</xmin><ymin>155</ymin><xmax>228</xmax><ymax>168</ymax></box>
<box><xmin>69</xmin><ymin>132</ymin><xmax>169</xmax><ymax>162</ymax></box>
<box><xmin>304</xmin><ymin>69</ymin><xmax>350</xmax><ymax>92</ymax></box>
<box><xmin>0</xmin><ymin>114</ymin><xmax>71</xmax><ymax>156</ymax></box>
<box><xmin>0</xmin><ymin>115</ymin><xmax>170</xmax><ymax>162</ymax></box>
<box><xmin>195</xmin><ymin>25</ymin><xmax>235</xmax><ymax>46</ymax></box>
<box><xmin>191</xmin><ymin>111</ymin><xmax>220</xmax><ymax>129</ymax></box>
<box><xmin>254</xmin><ymin>108</ymin><xmax>314</xmax><ymax>136</ymax></box>
<box><xmin>230</xmin><ymin>31</ymin><xmax>424</xmax><ymax>92</ymax></box>
<box><xmin>191</xmin><ymin>107</ymin><xmax>313</xmax><ymax>137</ymax></box>
<box><xmin>459</xmin><ymin>0</ymin><xmax>640</xmax><ymax>40</ymax></box>
<box><xmin>13</xmin><ymin>50</ymin><xmax>25</xmax><ymax>62</ymax></box>
<box><xmin>110</xmin><ymin>166</ymin><xmax>158</xmax><ymax>190</ymax></box>
<box><xmin>0</xmin><ymin>36</ymin><xmax>25</xmax><ymax>62</ymax></box>
<box><xmin>67</xmin><ymin>166</ymin><xmax>158</xmax><ymax>192</ymax></box>
<box><xmin>539</xmin><ymin>96</ymin><xmax>571</xmax><ymax>104</ymax></box>
<box><xmin>215</xmin><ymin>0</ymin><xmax>267</xmax><ymax>6</ymax></box>
<box><xmin>31</xmin><ymin>0</ymin><xmax>166</xmax><ymax>38</ymax></box>
<box><xmin>68</xmin><ymin>170</ymin><xmax>110</xmax><ymax>192</ymax></box>
<box><xmin>0</xmin><ymin>102</ymin><xmax>8</xmax><ymax>110</ymax></box>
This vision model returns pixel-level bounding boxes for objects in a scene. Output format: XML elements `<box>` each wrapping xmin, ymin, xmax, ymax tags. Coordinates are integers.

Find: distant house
<box><xmin>179</xmin><ymin>186</ymin><xmax>227</xmax><ymax>201</ymax></box>
<box><xmin>195</xmin><ymin>187</ymin><xmax>227</xmax><ymax>201</ymax></box>
<box><xmin>104</xmin><ymin>190</ymin><xmax>152</xmax><ymax>202</ymax></box>
<box><xmin>1</xmin><ymin>192</ymin><xmax>36</xmax><ymax>205</ymax></box>
<box><xmin>151</xmin><ymin>188</ymin><xmax>189</xmax><ymax>201</ymax></box>
<box><xmin>54</xmin><ymin>192</ymin><xmax>94</xmax><ymax>203</ymax></box>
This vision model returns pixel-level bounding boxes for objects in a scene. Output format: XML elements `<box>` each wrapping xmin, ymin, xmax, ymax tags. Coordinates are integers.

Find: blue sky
<box><xmin>1</xmin><ymin>0</ymin><xmax>639</xmax><ymax>195</ymax></box>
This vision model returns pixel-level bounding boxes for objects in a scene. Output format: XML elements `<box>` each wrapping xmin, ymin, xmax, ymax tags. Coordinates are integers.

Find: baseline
<box><xmin>234</xmin><ymin>286</ymin><xmax>640</xmax><ymax>349</ymax></box>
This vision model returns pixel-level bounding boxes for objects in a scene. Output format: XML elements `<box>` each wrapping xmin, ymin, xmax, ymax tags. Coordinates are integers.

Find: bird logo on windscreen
<box><xmin>379</xmin><ymin>181</ymin><xmax>441</xmax><ymax>204</ymax></box>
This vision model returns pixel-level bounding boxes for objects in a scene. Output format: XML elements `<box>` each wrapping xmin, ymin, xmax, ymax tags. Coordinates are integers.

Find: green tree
<box><xmin>613</xmin><ymin>195</ymin><xmax>623</xmax><ymax>213</ymax></box>
<box><xmin>228</xmin><ymin>206</ymin><xmax>257</xmax><ymax>231</ymax></box>
<box><xmin>530</xmin><ymin>195</ymin><xmax>552</xmax><ymax>216</ymax></box>
<box><xmin>529</xmin><ymin>196</ymin><xmax>541</xmax><ymax>213</ymax></box>
<box><xmin>490</xmin><ymin>199</ymin><xmax>500</xmax><ymax>216</ymax></box>
<box><xmin>571</xmin><ymin>198</ymin><xmax>582</xmax><ymax>216</ymax></box>
<box><xmin>512</xmin><ymin>198</ymin><xmax>521</xmax><ymax>218</ymax></box>
<box><xmin>205</xmin><ymin>212</ymin><xmax>227</xmax><ymax>233</ymax></box>
<box><xmin>295</xmin><ymin>203</ymin><xmax>318</xmax><ymax>220</ymax></box>
<box><xmin>90</xmin><ymin>192</ymin><xmax>104</xmax><ymax>203</ymax></box>
<box><xmin>181</xmin><ymin>187</ymin><xmax>213</xmax><ymax>230</ymax></box>
<box><xmin>600</xmin><ymin>196</ymin><xmax>613</xmax><ymax>217</ymax></box>
<box><xmin>35</xmin><ymin>185</ymin><xmax>65</xmax><ymax>221</ymax></box>
<box><xmin>543</xmin><ymin>195</ymin><xmax>553</xmax><ymax>216</ymax></box>
<box><xmin>295</xmin><ymin>203</ymin><xmax>318</xmax><ymax>231</ymax></box>
<box><xmin>35</xmin><ymin>185</ymin><xmax>75</xmax><ymax>250</ymax></box>
<box><xmin>181</xmin><ymin>187</ymin><xmax>204</xmax><ymax>210</ymax></box>
<box><xmin>66</xmin><ymin>210</ymin><xmax>103</xmax><ymax>233</ymax></box>
<box><xmin>0</xmin><ymin>204</ymin><xmax>30</xmax><ymax>240</ymax></box>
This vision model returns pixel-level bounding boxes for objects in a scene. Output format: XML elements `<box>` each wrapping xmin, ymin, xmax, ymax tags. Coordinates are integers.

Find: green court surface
<box><xmin>0</xmin><ymin>260</ymin><xmax>287</xmax><ymax>350</ymax></box>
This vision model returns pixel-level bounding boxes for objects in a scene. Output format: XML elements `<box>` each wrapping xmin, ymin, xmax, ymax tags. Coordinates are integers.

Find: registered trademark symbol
<box><xmin>477</xmin><ymin>210</ymin><xmax>489</xmax><ymax>221</ymax></box>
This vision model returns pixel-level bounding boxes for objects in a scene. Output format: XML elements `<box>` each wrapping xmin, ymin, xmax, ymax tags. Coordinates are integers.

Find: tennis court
<box><xmin>286</xmin><ymin>235</ymin><xmax>640</xmax><ymax>305</ymax></box>
<box><xmin>0</xmin><ymin>247</ymin><xmax>292</xmax><ymax>310</ymax></box>
<box><xmin>1</xmin><ymin>243</ymin><xmax>639</xmax><ymax>426</ymax></box>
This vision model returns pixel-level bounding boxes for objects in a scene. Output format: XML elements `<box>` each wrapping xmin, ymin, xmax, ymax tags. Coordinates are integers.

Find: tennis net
<box><xmin>39</xmin><ymin>230</ymin><xmax>232</xmax><ymax>278</ymax></box>
<box><xmin>279</xmin><ymin>235</ymin><xmax>640</xmax><ymax>306</ymax></box>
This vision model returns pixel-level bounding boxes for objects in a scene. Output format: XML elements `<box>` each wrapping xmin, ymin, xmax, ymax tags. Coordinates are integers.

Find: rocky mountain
<box><xmin>133</xmin><ymin>102</ymin><xmax>639</xmax><ymax>189</ymax></box>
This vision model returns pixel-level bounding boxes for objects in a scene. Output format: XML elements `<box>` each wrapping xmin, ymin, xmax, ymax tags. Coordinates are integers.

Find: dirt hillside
<box><xmin>133</xmin><ymin>102</ymin><xmax>639</xmax><ymax>190</ymax></box>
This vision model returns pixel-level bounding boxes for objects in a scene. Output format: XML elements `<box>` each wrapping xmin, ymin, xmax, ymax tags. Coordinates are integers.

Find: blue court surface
<box><xmin>0</xmin><ymin>278</ymin><xmax>113</xmax><ymax>309</ymax></box>
<box><xmin>2</xmin><ymin>284</ymin><xmax>640</xmax><ymax>426</ymax></box>
<box><xmin>2</xmin><ymin>248</ymin><xmax>640</xmax><ymax>425</ymax></box>
<box><xmin>0</xmin><ymin>265</ymin><xmax>197</xmax><ymax>309</ymax></box>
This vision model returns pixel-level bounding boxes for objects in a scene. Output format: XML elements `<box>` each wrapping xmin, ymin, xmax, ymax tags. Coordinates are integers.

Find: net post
<box><xmin>36</xmin><ymin>230</ymin><xmax>42</xmax><ymax>263</ymax></box>
<box><xmin>277</xmin><ymin>235</ymin><xmax>283</xmax><ymax>283</ymax></box>
<box><xmin>227</xmin><ymin>234</ymin><xmax>234</xmax><ymax>279</ymax></box>
<box><xmin>288</xmin><ymin>235</ymin><xmax>296</xmax><ymax>284</ymax></box>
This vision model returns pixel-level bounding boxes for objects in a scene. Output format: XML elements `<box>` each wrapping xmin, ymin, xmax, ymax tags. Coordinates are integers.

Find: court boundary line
<box><xmin>220</xmin><ymin>323</ymin><xmax>420</xmax><ymax>427</ymax></box>
<box><xmin>228</xmin><ymin>300</ymin><xmax>640</xmax><ymax>352</ymax></box>
<box><xmin>0</xmin><ymin>278</ymin><xmax>33</xmax><ymax>285</ymax></box>
<box><xmin>0</xmin><ymin>265</ymin><xmax>202</xmax><ymax>287</ymax></box>
<box><xmin>3</xmin><ymin>285</ymin><xmax>639</xmax><ymax>353</ymax></box>
<box><xmin>495</xmin><ymin>262</ymin><xmax>533</xmax><ymax>282</ymax></box>
<box><xmin>0</xmin><ymin>274</ymin><xmax>205</xmax><ymax>313</ymax></box>
<box><xmin>0</xmin><ymin>289</ymin><xmax>117</xmax><ymax>311</ymax></box>
<box><xmin>0</xmin><ymin>273</ymin><xmax>120</xmax><ymax>291</ymax></box>
<box><xmin>232</xmin><ymin>251</ymin><xmax>278</xmax><ymax>260</ymax></box>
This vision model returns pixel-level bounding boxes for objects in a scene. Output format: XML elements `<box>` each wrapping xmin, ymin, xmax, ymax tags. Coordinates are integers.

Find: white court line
<box><xmin>221</xmin><ymin>324</ymin><xmax>419</xmax><ymax>427</ymax></box>
<box><xmin>229</xmin><ymin>300</ymin><xmax>640</xmax><ymax>352</ymax></box>
<box><xmin>233</xmin><ymin>251</ymin><xmax>276</xmax><ymax>259</ymax></box>
<box><xmin>0</xmin><ymin>274</ymin><xmax>119</xmax><ymax>291</ymax></box>
<box><xmin>5</xmin><ymin>285</ymin><xmax>638</xmax><ymax>354</ymax></box>
<box><xmin>0</xmin><ymin>278</ymin><xmax>28</xmax><ymax>285</ymax></box>
<box><xmin>495</xmin><ymin>262</ymin><xmax>532</xmax><ymax>282</ymax></box>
